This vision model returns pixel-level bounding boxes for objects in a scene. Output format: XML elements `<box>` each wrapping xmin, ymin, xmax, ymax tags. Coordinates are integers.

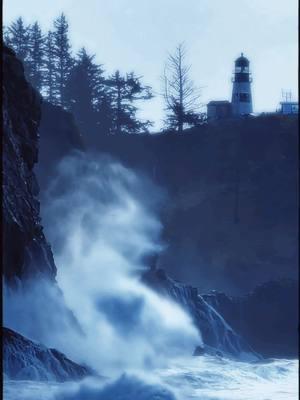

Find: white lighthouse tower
<box><xmin>231</xmin><ymin>53</ymin><xmax>253</xmax><ymax>116</ymax></box>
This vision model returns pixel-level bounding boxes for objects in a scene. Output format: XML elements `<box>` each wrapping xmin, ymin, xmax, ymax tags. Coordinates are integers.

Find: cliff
<box><xmin>142</xmin><ymin>268</ymin><xmax>260</xmax><ymax>360</ymax></box>
<box><xmin>84</xmin><ymin>116</ymin><xmax>298</xmax><ymax>294</ymax></box>
<box><xmin>2</xmin><ymin>47</ymin><xmax>87</xmax><ymax>374</ymax></box>
<box><xmin>202</xmin><ymin>279</ymin><xmax>298</xmax><ymax>358</ymax></box>
<box><xmin>2</xmin><ymin>46</ymin><xmax>56</xmax><ymax>282</ymax></box>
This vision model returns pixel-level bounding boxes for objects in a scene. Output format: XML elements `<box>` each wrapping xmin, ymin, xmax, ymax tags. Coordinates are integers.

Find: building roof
<box><xmin>207</xmin><ymin>100</ymin><xmax>231</xmax><ymax>105</ymax></box>
<box><xmin>235</xmin><ymin>53</ymin><xmax>249</xmax><ymax>67</ymax></box>
<box><xmin>280</xmin><ymin>101</ymin><xmax>298</xmax><ymax>105</ymax></box>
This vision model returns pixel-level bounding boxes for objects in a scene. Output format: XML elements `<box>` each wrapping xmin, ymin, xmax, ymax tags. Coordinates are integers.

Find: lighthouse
<box><xmin>231</xmin><ymin>53</ymin><xmax>253</xmax><ymax>116</ymax></box>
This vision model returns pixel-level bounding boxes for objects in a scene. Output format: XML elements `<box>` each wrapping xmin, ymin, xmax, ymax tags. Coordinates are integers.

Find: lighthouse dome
<box><xmin>235</xmin><ymin>53</ymin><xmax>249</xmax><ymax>67</ymax></box>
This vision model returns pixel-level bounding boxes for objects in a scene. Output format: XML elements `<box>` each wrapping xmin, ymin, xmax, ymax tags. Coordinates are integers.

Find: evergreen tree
<box><xmin>7</xmin><ymin>17</ymin><xmax>30</xmax><ymax>77</ymax></box>
<box><xmin>28</xmin><ymin>22</ymin><xmax>44</xmax><ymax>91</ymax></box>
<box><xmin>3</xmin><ymin>26</ymin><xmax>13</xmax><ymax>47</ymax></box>
<box><xmin>106</xmin><ymin>70</ymin><xmax>153</xmax><ymax>134</ymax></box>
<box><xmin>52</xmin><ymin>13</ymin><xmax>73</xmax><ymax>107</ymax></box>
<box><xmin>65</xmin><ymin>47</ymin><xmax>106</xmax><ymax>135</ymax></box>
<box><xmin>43</xmin><ymin>31</ymin><xmax>57</xmax><ymax>103</ymax></box>
<box><xmin>94</xmin><ymin>92</ymin><xmax>115</xmax><ymax>136</ymax></box>
<box><xmin>5</xmin><ymin>14</ymin><xmax>153</xmax><ymax>137</ymax></box>
<box><xmin>7</xmin><ymin>17</ymin><xmax>30</xmax><ymax>61</ymax></box>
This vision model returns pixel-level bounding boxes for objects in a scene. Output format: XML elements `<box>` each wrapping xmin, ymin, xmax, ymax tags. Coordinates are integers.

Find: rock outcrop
<box><xmin>2</xmin><ymin>46</ymin><xmax>56</xmax><ymax>282</ymax></box>
<box><xmin>3</xmin><ymin>327</ymin><xmax>92</xmax><ymax>381</ymax></box>
<box><xmin>142</xmin><ymin>268</ymin><xmax>260</xmax><ymax>360</ymax></box>
<box><xmin>203</xmin><ymin>279</ymin><xmax>299</xmax><ymax>358</ymax></box>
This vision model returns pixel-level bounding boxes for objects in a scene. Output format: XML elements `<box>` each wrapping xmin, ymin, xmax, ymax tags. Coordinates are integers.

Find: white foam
<box><xmin>4</xmin><ymin>357</ymin><xmax>298</xmax><ymax>400</ymax></box>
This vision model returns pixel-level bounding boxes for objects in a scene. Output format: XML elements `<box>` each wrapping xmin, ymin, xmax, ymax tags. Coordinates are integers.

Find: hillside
<box><xmin>85</xmin><ymin>115</ymin><xmax>298</xmax><ymax>294</ymax></box>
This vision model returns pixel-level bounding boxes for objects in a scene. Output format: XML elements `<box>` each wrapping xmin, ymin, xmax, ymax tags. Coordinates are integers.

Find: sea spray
<box><xmin>4</xmin><ymin>152</ymin><xmax>201</xmax><ymax>377</ymax></box>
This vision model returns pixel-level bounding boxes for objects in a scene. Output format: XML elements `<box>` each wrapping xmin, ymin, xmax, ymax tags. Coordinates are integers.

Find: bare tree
<box><xmin>163</xmin><ymin>43</ymin><xmax>203</xmax><ymax>133</ymax></box>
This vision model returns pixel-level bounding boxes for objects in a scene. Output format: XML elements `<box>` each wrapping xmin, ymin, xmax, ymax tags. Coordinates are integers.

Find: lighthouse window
<box><xmin>235</xmin><ymin>73</ymin><xmax>250</xmax><ymax>82</ymax></box>
<box><xmin>239</xmin><ymin>93</ymin><xmax>250</xmax><ymax>102</ymax></box>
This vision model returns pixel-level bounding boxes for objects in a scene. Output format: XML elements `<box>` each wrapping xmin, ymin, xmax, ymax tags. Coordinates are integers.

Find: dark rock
<box><xmin>3</xmin><ymin>327</ymin><xmax>92</xmax><ymax>382</ymax></box>
<box><xmin>202</xmin><ymin>279</ymin><xmax>299</xmax><ymax>358</ymax></box>
<box><xmin>2</xmin><ymin>45</ymin><xmax>56</xmax><ymax>282</ymax></box>
<box><xmin>142</xmin><ymin>268</ymin><xmax>260</xmax><ymax>360</ymax></box>
<box><xmin>2</xmin><ymin>47</ymin><xmax>87</xmax><ymax>359</ymax></box>
<box><xmin>193</xmin><ymin>345</ymin><xmax>205</xmax><ymax>356</ymax></box>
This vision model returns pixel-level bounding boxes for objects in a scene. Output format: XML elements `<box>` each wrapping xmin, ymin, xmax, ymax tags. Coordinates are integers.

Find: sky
<box><xmin>4</xmin><ymin>0</ymin><xmax>298</xmax><ymax>131</ymax></box>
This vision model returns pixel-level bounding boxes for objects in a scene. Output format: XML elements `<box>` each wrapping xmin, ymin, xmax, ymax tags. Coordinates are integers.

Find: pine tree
<box><xmin>28</xmin><ymin>22</ymin><xmax>44</xmax><ymax>91</ymax></box>
<box><xmin>65</xmin><ymin>47</ymin><xmax>106</xmax><ymax>135</ymax></box>
<box><xmin>95</xmin><ymin>93</ymin><xmax>114</xmax><ymax>135</ymax></box>
<box><xmin>7</xmin><ymin>17</ymin><xmax>30</xmax><ymax>76</ymax></box>
<box><xmin>3</xmin><ymin>26</ymin><xmax>13</xmax><ymax>47</ymax></box>
<box><xmin>43</xmin><ymin>31</ymin><xmax>57</xmax><ymax>103</ymax></box>
<box><xmin>7</xmin><ymin>17</ymin><xmax>29</xmax><ymax>60</ymax></box>
<box><xmin>106</xmin><ymin>70</ymin><xmax>153</xmax><ymax>134</ymax></box>
<box><xmin>52</xmin><ymin>13</ymin><xmax>73</xmax><ymax>107</ymax></box>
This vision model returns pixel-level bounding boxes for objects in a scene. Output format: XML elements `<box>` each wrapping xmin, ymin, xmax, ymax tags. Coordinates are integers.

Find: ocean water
<box><xmin>4</xmin><ymin>356</ymin><xmax>298</xmax><ymax>400</ymax></box>
<box><xmin>158</xmin><ymin>356</ymin><xmax>298</xmax><ymax>400</ymax></box>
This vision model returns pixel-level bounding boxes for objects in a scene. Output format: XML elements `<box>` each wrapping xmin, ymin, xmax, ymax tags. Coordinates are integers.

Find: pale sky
<box><xmin>4</xmin><ymin>0</ymin><xmax>298</xmax><ymax>131</ymax></box>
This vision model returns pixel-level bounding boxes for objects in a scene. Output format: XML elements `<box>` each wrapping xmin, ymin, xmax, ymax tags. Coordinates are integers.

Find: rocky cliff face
<box><xmin>2</xmin><ymin>46</ymin><xmax>56</xmax><ymax>282</ymax></box>
<box><xmin>202</xmin><ymin>279</ymin><xmax>298</xmax><ymax>358</ymax></box>
<box><xmin>3</xmin><ymin>327</ymin><xmax>92</xmax><ymax>381</ymax></box>
<box><xmin>2</xmin><ymin>48</ymin><xmax>87</xmax><ymax>372</ymax></box>
<box><xmin>142</xmin><ymin>268</ymin><xmax>260</xmax><ymax>360</ymax></box>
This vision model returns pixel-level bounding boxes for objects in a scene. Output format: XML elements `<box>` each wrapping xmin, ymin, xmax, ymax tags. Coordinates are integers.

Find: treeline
<box><xmin>4</xmin><ymin>14</ymin><xmax>204</xmax><ymax>137</ymax></box>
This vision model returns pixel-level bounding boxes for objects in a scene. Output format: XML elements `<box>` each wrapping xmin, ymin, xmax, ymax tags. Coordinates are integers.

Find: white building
<box><xmin>279</xmin><ymin>101</ymin><xmax>298</xmax><ymax>115</ymax></box>
<box><xmin>207</xmin><ymin>100</ymin><xmax>232</xmax><ymax>120</ymax></box>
